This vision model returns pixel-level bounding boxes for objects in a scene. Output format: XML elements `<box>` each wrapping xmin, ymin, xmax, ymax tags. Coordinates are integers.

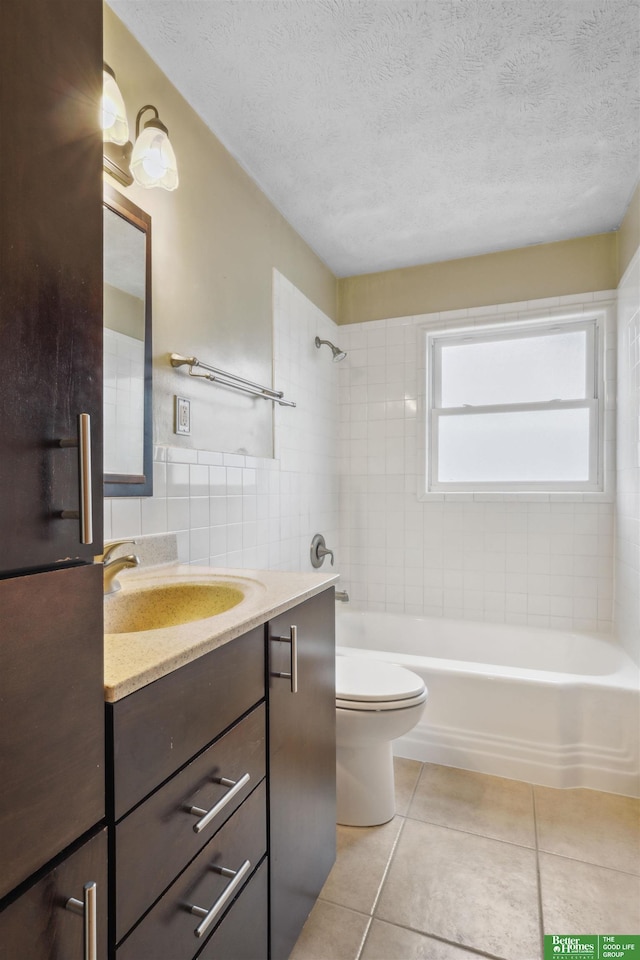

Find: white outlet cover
<box><xmin>175</xmin><ymin>396</ymin><xmax>191</xmax><ymax>435</ymax></box>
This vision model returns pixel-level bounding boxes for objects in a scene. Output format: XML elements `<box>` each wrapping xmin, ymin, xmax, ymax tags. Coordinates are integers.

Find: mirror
<box><xmin>103</xmin><ymin>185</ymin><xmax>152</xmax><ymax>497</ymax></box>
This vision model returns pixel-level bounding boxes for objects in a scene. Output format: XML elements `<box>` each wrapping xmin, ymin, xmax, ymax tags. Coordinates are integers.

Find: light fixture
<box><xmin>102</xmin><ymin>63</ymin><xmax>129</xmax><ymax>145</ymax></box>
<box><xmin>315</xmin><ymin>336</ymin><xmax>347</xmax><ymax>362</ymax></box>
<box><xmin>102</xmin><ymin>72</ymin><xmax>179</xmax><ymax>192</ymax></box>
<box><xmin>130</xmin><ymin>105</ymin><xmax>179</xmax><ymax>192</ymax></box>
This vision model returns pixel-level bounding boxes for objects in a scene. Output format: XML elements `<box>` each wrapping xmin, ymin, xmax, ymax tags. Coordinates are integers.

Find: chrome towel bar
<box><xmin>170</xmin><ymin>353</ymin><xmax>296</xmax><ymax>407</ymax></box>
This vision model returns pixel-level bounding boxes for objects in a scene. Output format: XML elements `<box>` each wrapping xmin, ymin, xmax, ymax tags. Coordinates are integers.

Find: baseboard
<box><xmin>394</xmin><ymin>719</ymin><xmax>640</xmax><ymax>797</ymax></box>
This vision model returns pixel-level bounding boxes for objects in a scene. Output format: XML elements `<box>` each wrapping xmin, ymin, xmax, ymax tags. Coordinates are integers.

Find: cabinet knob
<box><xmin>189</xmin><ymin>859</ymin><xmax>251</xmax><ymax>938</ymax></box>
<box><xmin>187</xmin><ymin>772</ymin><xmax>251</xmax><ymax>833</ymax></box>
<box><xmin>65</xmin><ymin>880</ymin><xmax>97</xmax><ymax>960</ymax></box>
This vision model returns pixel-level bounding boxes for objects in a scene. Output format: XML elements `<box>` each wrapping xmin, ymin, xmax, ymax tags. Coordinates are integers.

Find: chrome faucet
<box><xmin>335</xmin><ymin>590</ymin><xmax>349</xmax><ymax>602</ymax></box>
<box><xmin>310</xmin><ymin>534</ymin><xmax>334</xmax><ymax>568</ymax></box>
<box><xmin>102</xmin><ymin>539</ymin><xmax>140</xmax><ymax>595</ymax></box>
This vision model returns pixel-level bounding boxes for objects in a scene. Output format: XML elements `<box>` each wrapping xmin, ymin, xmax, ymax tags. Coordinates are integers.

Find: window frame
<box><xmin>423</xmin><ymin>314</ymin><xmax>605</xmax><ymax>494</ymax></box>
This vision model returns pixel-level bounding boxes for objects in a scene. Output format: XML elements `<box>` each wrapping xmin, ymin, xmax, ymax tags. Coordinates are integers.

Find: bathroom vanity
<box><xmin>104</xmin><ymin>568</ymin><xmax>337</xmax><ymax>960</ymax></box>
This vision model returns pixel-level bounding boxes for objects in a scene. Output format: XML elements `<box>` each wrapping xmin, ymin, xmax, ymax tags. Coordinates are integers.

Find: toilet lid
<box><xmin>336</xmin><ymin>655</ymin><xmax>426</xmax><ymax>703</ymax></box>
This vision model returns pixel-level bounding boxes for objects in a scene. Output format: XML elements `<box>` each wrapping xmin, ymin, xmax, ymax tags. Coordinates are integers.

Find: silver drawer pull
<box><xmin>271</xmin><ymin>624</ymin><xmax>298</xmax><ymax>693</ymax></box>
<box><xmin>65</xmin><ymin>881</ymin><xmax>97</xmax><ymax>960</ymax></box>
<box><xmin>189</xmin><ymin>859</ymin><xmax>251</xmax><ymax>938</ymax></box>
<box><xmin>188</xmin><ymin>773</ymin><xmax>251</xmax><ymax>834</ymax></box>
<box><xmin>59</xmin><ymin>413</ymin><xmax>93</xmax><ymax>544</ymax></box>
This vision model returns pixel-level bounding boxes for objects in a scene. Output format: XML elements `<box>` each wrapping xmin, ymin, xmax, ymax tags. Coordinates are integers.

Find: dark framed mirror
<box><xmin>103</xmin><ymin>185</ymin><xmax>153</xmax><ymax>497</ymax></box>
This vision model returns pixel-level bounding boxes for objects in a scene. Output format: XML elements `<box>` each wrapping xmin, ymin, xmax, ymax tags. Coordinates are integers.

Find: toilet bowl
<box><xmin>335</xmin><ymin>655</ymin><xmax>428</xmax><ymax>826</ymax></box>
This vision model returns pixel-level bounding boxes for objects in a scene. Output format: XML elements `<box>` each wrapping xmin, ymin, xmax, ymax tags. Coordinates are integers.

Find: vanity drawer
<box><xmin>117</xmin><ymin>781</ymin><xmax>267</xmax><ymax>960</ymax></box>
<box><xmin>196</xmin><ymin>858</ymin><xmax>268</xmax><ymax>960</ymax></box>
<box><xmin>109</xmin><ymin>626</ymin><xmax>265</xmax><ymax>819</ymax></box>
<box><xmin>115</xmin><ymin>704</ymin><xmax>265</xmax><ymax>942</ymax></box>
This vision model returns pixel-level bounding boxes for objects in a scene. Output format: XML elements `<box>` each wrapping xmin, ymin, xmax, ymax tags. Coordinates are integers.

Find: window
<box><xmin>424</xmin><ymin>316</ymin><xmax>603</xmax><ymax>493</ymax></box>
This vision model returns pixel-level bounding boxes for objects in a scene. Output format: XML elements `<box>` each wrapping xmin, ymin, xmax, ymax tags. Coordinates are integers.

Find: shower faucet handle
<box><xmin>319</xmin><ymin>545</ymin><xmax>334</xmax><ymax>565</ymax></box>
<box><xmin>310</xmin><ymin>533</ymin><xmax>334</xmax><ymax>568</ymax></box>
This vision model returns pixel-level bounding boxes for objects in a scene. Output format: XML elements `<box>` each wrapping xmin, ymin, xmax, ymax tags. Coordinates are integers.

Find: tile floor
<box><xmin>290</xmin><ymin>760</ymin><xmax>640</xmax><ymax>960</ymax></box>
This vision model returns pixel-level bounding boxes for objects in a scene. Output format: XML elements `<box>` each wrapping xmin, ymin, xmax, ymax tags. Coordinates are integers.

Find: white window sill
<box><xmin>418</xmin><ymin>490</ymin><xmax>614</xmax><ymax>503</ymax></box>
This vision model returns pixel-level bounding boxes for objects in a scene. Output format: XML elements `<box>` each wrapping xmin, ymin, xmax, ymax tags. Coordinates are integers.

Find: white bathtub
<box><xmin>336</xmin><ymin>610</ymin><xmax>640</xmax><ymax>797</ymax></box>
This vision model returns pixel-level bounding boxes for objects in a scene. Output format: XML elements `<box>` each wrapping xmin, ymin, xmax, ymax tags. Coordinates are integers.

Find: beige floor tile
<box><xmin>534</xmin><ymin>785</ymin><xmax>640</xmax><ymax>875</ymax></box>
<box><xmin>376</xmin><ymin>819</ymin><xmax>541</xmax><ymax>959</ymax></box>
<box><xmin>288</xmin><ymin>900</ymin><xmax>370</xmax><ymax>960</ymax></box>
<box><xmin>540</xmin><ymin>853</ymin><xmax>640</xmax><ymax>936</ymax></box>
<box><xmin>320</xmin><ymin>817</ymin><xmax>404</xmax><ymax>914</ymax></box>
<box><xmin>408</xmin><ymin>763</ymin><xmax>536</xmax><ymax>847</ymax></box>
<box><xmin>393</xmin><ymin>756</ymin><xmax>422</xmax><ymax>816</ymax></box>
<box><xmin>361</xmin><ymin>919</ymin><xmax>482</xmax><ymax>959</ymax></box>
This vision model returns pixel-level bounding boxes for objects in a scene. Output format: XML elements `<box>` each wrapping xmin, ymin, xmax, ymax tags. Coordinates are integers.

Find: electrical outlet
<box><xmin>175</xmin><ymin>396</ymin><xmax>191</xmax><ymax>435</ymax></box>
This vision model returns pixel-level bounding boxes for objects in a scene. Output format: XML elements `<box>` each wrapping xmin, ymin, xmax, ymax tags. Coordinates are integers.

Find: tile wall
<box><xmin>104</xmin><ymin>274</ymin><xmax>637</xmax><ymax>644</ymax></box>
<box><xmin>104</xmin><ymin>271</ymin><xmax>341</xmax><ymax>576</ymax></box>
<box><xmin>615</xmin><ymin>249</ymin><xmax>640</xmax><ymax>664</ymax></box>
<box><xmin>337</xmin><ymin>293</ymin><xmax>617</xmax><ymax>633</ymax></box>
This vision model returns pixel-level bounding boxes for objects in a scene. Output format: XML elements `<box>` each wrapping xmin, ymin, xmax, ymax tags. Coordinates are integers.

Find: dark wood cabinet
<box><xmin>117</xmin><ymin>785</ymin><xmax>267</xmax><ymax>960</ymax></box>
<box><xmin>108</xmin><ymin>631</ymin><xmax>268</xmax><ymax>957</ymax></box>
<box><xmin>114</xmin><ymin>705</ymin><xmax>266</xmax><ymax>943</ymax></box>
<box><xmin>0</xmin><ymin>0</ymin><xmax>106</xmax><ymax>949</ymax></box>
<box><xmin>268</xmin><ymin>589</ymin><xmax>336</xmax><ymax>960</ymax></box>
<box><xmin>108</xmin><ymin>626</ymin><xmax>265</xmax><ymax>820</ymax></box>
<box><xmin>0</xmin><ymin>565</ymin><xmax>105</xmax><ymax>899</ymax></box>
<box><xmin>106</xmin><ymin>589</ymin><xmax>336</xmax><ymax>960</ymax></box>
<box><xmin>0</xmin><ymin>0</ymin><xmax>103</xmax><ymax>577</ymax></box>
<box><xmin>0</xmin><ymin>828</ymin><xmax>108</xmax><ymax>960</ymax></box>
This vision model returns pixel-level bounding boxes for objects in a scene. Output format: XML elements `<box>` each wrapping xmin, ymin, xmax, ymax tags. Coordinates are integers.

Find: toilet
<box><xmin>335</xmin><ymin>655</ymin><xmax>428</xmax><ymax>826</ymax></box>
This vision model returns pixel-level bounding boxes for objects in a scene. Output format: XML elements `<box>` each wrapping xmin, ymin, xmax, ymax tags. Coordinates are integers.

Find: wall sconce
<box><xmin>130</xmin><ymin>105</ymin><xmax>179</xmax><ymax>192</ymax></box>
<box><xmin>102</xmin><ymin>66</ymin><xmax>179</xmax><ymax>191</ymax></box>
<box><xmin>102</xmin><ymin>63</ymin><xmax>129</xmax><ymax>145</ymax></box>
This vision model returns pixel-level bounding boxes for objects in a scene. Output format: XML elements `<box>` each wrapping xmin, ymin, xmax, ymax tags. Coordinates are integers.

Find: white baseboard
<box><xmin>394</xmin><ymin>719</ymin><xmax>640</xmax><ymax>797</ymax></box>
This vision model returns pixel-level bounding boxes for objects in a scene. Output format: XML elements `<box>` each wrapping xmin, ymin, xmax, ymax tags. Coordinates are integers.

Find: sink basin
<box><xmin>105</xmin><ymin>581</ymin><xmax>245</xmax><ymax>634</ymax></box>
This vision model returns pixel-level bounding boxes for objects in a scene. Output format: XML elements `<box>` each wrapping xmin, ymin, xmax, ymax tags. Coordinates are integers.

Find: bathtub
<box><xmin>336</xmin><ymin>610</ymin><xmax>640</xmax><ymax>797</ymax></box>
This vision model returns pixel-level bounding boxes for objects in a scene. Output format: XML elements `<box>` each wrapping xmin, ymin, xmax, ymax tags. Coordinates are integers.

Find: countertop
<box><xmin>104</xmin><ymin>564</ymin><xmax>339</xmax><ymax>702</ymax></box>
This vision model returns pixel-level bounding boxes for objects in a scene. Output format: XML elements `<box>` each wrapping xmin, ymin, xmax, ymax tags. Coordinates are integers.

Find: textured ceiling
<box><xmin>109</xmin><ymin>0</ymin><xmax>640</xmax><ymax>277</ymax></box>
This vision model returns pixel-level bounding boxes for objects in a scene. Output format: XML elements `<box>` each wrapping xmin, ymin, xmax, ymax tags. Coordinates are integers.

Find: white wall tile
<box><xmin>166</xmin><ymin>462</ymin><xmax>189</xmax><ymax>498</ymax></box>
<box><xmin>337</xmin><ymin>293</ymin><xmax>617</xmax><ymax>633</ymax></box>
<box><xmin>104</xmin><ymin>283</ymin><xmax>625</xmax><ymax>643</ymax></box>
<box><xmin>105</xmin><ymin>271</ymin><xmax>342</xmax><ymax>578</ymax></box>
<box><xmin>111</xmin><ymin>498</ymin><xmax>142</xmax><ymax>539</ymax></box>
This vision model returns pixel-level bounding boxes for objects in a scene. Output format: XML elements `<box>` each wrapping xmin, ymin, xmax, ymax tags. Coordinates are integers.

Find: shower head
<box><xmin>315</xmin><ymin>336</ymin><xmax>347</xmax><ymax>362</ymax></box>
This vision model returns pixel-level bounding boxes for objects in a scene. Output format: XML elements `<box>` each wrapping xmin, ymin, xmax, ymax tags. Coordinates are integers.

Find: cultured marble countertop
<box><xmin>103</xmin><ymin>564</ymin><xmax>339</xmax><ymax>703</ymax></box>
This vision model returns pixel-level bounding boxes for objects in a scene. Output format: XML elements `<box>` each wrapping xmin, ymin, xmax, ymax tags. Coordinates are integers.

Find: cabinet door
<box><xmin>0</xmin><ymin>0</ymin><xmax>103</xmax><ymax>576</ymax></box>
<box><xmin>268</xmin><ymin>589</ymin><xmax>336</xmax><ymax>960</ymax></box>
<box><xmin>0</xmin><ymin>565</ymin><xmax>105</xmax><ymax>899</ymax></box>
<box><xmin>0</xmin><ymin>827</ymin><xmax>108</xmax><ymax>960</ymax></box>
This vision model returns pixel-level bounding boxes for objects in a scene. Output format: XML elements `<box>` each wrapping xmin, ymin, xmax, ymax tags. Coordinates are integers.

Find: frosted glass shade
<box><xmin>130</xmin><ymin>125</ymin><xmax>179</xmax><ymax>191</ymax></box>
<box><xmin>102</xmin><ymin>70</ymin><xmax>129</xmax><ymax>145</ymax></box>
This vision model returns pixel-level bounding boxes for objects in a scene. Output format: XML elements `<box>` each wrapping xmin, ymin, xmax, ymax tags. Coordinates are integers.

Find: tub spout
<box><xmin>335</xmin><ymin>590</ymin><xmax>349</xmax><ymax>602</ymax></box>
